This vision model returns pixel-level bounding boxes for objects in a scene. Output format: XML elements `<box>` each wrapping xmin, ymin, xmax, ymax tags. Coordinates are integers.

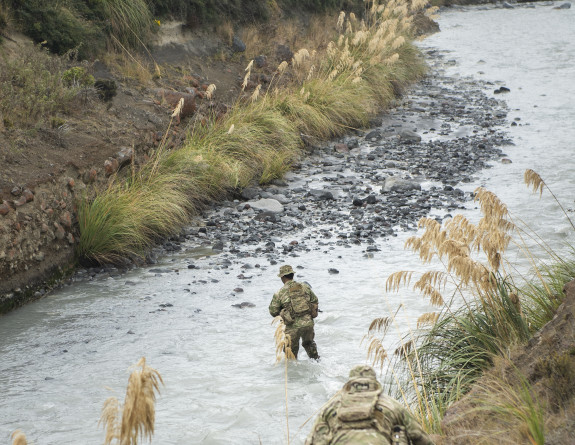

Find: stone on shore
<box><xmin>382</xmin><ymin>177</ymin><xmax>422</xmax><ymax>193</ymax></box>
<box><xmin>399</xmin><ymin>129</ymin><xmax>422</xmax><ymax>143</ymax></box>
<box><xmin>245</xmin><ymin>198</ymin><xmax>284</xmax><ymax>213</ymax></box>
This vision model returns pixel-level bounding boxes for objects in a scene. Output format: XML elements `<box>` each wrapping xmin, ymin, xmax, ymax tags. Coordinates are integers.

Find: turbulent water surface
<box><xmin>1</xmin><ymin>4</ymin><xmax>574</xmax><ymax>444</ymax></box>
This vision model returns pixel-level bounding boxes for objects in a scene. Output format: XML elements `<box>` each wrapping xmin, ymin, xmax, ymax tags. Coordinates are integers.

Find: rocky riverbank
<box><xmin>68</xmin><ymin>49</ymin><xmax>512</xmax><ymax>286</ymax></box>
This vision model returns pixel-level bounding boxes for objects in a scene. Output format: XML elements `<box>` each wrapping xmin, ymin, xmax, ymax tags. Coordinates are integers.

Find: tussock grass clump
<box><xmin>100</xmin><ymin>357</ymin><xmax>164</xmax><ymax>445</ymax></box>
<box><xmin>97</xmin><ymin>0</ymin><xmax>154</xmax><ymax>49</ymax></box>
<box><xmin>365</xmin><ymin>172</ymin><xmax>575</xmax><ymax>436</ymax></box>
<box><xmin>77</xmin><ymin>171</ymin><xmax>190</xmax><ymax>264</ymax></box>
<box><xmin>455</xmin><ymin>368</ymin><xmax>545</xmax><ymax>445</ymax></box>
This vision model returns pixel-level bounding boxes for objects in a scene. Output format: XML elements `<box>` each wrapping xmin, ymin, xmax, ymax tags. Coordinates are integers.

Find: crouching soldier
<box><xmin>306</xmin><ymin>365</ymin><xmax>434</xmax><ymax>445</ymax></box>
<box><xmin>269</xmin><ymin>265</ymin><xmax>319</xmax><ymax>360</ymax></box>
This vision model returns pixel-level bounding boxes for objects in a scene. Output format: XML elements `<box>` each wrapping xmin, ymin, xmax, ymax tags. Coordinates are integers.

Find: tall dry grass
<box><xmin>77</xmin><ymin>0</ymin><xmax>431</xmax><ymax>263</ymax></box>
<box><xmin>100</xmin><ymin>357</ymin><xmax>164</xmax><ymax>445</ymax></box>
<box><xmin>272</xmin><ymin>316</ymin><xmax>296</xmax><ymax>444</ymax></box>
<box><xmin>364</xmin><ymin>171</ymin><xmax>575</xmax><ymax>436</ymax></box>
<box><xmin>10</xmin><ymin>431</ymin><xmax>27</xmax><ymax>445</ymax></box>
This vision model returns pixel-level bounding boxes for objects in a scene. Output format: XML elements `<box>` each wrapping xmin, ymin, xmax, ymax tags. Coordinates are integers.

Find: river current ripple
<box><xmin>1</xmin><ymin>4</ymin><xmax>574</xmax><ymax>444</ymax></box>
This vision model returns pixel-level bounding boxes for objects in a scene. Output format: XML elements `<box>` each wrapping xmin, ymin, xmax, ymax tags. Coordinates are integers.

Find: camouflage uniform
<box><xmin>269</xmin><ymin>265</ymin><xmax>319</xmax><ymax>360</ymax></box>
<box><xmin>306</xmin><ymin>366</ymin><xmax>434</xmax><ymax>445</ymax></box>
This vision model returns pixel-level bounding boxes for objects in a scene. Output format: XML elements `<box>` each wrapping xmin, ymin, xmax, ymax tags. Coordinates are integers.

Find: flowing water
<box><xmin>1</xmin><ymin>4</ymin><xmax>574</xmax><ymax>444</ymax></box>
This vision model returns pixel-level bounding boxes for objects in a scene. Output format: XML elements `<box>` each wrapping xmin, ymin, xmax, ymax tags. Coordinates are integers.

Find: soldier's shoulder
<box><xmin>376</xmin><ymin>393</ymin><xmax>406</xmax><ymax>412</ymax></box>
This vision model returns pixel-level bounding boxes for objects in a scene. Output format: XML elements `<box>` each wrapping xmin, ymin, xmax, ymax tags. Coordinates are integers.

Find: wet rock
<box><xmin>254</xmin><ymin>211</ymin><xmax>280</xmax><ymax>223</ymax></box>
<box><xmin>246</xmin><ymin>198</ymin><xmax>284</xmax><ymax>213</ymax></box>
<box><xmin>308</xmin><ymin>189</ymin><xmax>335</xmax><ymax>201</ymax></box>
<box><xmin>494</xmin><ymin>86</ymin><xmax>510</xmax><ymax>94</ymax></box>
<box><xmin>270</xmin><ymin>179</ymin><xmax>288</xmax><ymax>187</ymax></box>
<box><xmin>328</xmin><ymin>268</ymin><xmax>340</xmax><ymax>274</ymax></box>
<box><xmin>366</xmin><ymin>194</ymin><xmax>378</xmax><ymax>204</ymax></box>
<box><xmin>399</xmin><ymin>129</ymin><xmax>422</xmax><ymax>143</ymax></box>
<box><xmin>231</xmin><ymin>301</ymin><xmax>255</xmax><ymax>308</ymax></box>
<box><xmin>365</xmin><ymin>130</ymin><xmax>382</xmax><ymax>141</ymax></box>
<box><xmin>502</xmin><ymin>2</ymin><xmax>514</xmax><ymax>8</ymax></box>
<box><xmin>241</xmin><ymin>187</ymin><xmax>260</xmax><ymax>200</ymax></box>
<box><xmin>212</xmin><ymin>241</ymin><xmax>224</xmax><ymax>251</ymax></box>
<box><xmin>352</xmin><ymin>197</ymin><xmax>365</xmax><ymax>207</ymax></box>
<box><xmin>382</xmin><ymin>177</ymin><xmax>421</xmax><ymax>193</ymax></box>
<box><xmin>347</xmin><ymin>138</ymin><xmax>360</xmax><ymax>149</ymax></box>
<box><xmin>553</xmin><ymin>2</ymin><xmax>571</xmax><ymax>8</ymax></box>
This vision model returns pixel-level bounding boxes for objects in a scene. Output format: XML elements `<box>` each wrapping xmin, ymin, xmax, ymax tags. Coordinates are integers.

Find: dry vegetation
<box><xmin>100</xmin><ymin>357</ymin><xmax>164</xmax><ymax>445</ymax></box>
<box><xmin>364</xmin><ymin>170</ymin><xmax>575</xmax><ymax>443</ymax></box>
<box><xmin>77</xmin><ymin>0</ymin><xmax>431</xmax><ymax>264</ymax></box>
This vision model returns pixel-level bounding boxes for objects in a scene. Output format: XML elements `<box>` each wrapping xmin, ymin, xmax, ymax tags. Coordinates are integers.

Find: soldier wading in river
<box><xmin>306</xmin><ymin>365</ymin><xmax>434</xmax><ymax>445</ymax></box>
<box><xmin>269</xmin><ymin>265</ymin><xmax>320</xmax><ymax>360</ymax></box>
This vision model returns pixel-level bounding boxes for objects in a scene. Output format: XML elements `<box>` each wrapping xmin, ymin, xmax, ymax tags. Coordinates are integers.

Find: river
<box><xmin>1</xmin><ymin>3</ymin><xmax>574</xmax><ymax>444</ymax></box>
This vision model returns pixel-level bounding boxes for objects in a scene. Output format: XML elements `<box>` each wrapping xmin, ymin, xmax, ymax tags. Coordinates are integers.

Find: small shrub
<box><xmin>62</xmin><ymin>66</ymin><xmax>95</xmax><ymax>87</ymax></box>
<box><xmin>94</xmin><ymin>79</ymin><xmax>117</xmax><ymax>101</ymax></box>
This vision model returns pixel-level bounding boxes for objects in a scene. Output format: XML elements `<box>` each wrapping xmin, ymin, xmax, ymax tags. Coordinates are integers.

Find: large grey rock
<box><xmin>246</xmin><ymin>198</ymin><xmax>284</xmax><ymax>213</ymax></box>
<box><xmin>398</xmin><ymin>129</ymin><xmax>422</xmax><ymax>144</ymax></box>
<box><xmin>382</xmin><ymin>177</ymin><xmax>421</xmax><ymax>193</ymax></box>
<box><xmin>553</xmin><ymin>2</ymin><xmax>571</xmax><ymax>8</ymax></box>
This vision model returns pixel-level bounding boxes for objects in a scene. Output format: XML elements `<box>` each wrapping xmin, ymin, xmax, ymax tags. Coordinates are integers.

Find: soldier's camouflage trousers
<box><xmin>285</xmin><ymin>325</ymin><xmax>319</xmax><ymax>359</ymax></box>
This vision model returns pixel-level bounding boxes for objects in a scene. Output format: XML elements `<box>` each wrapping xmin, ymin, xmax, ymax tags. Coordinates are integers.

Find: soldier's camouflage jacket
<box><xmin>269</xmin><ymin>280</ymin><xmax>318</xmax><ymax>328</ymax></box>
<box><xmin>305</xmin><ymin>390</ymin><xmax>434</xmax><ymax>445</ymax></box>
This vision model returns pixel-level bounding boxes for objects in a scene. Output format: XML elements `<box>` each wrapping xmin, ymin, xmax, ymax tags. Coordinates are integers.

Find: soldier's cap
<box><xmin>344</xmin><ymin>365</ymin><xmax>381</xmax><ymax>392</ymax></box>
<box><xmin>278</xmin><ymin>265</ymin><xmax>295</xmax><ymax>278</ymax></box>
<box><xmin>349</xmin><ymin>365</ymin><xmax>377</xmax><ymax>380</ymax></box>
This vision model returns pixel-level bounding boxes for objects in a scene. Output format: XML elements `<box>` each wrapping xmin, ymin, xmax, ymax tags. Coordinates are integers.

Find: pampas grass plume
<box><xmin>11</xmin><ymin>430</ymin><xmax>27</xmax><ymax>445</ymax></box>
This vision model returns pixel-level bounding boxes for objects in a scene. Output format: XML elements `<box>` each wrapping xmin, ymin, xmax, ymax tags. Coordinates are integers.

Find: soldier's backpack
<box><xmin>331</xmin><ymin>387</ymin><xmax>391</xmax><ymax>444</ymax></box>
<box><xmin>288</xmin><ymin>282</ymin><xmax>312</xmax><ymax>317</ymax></box>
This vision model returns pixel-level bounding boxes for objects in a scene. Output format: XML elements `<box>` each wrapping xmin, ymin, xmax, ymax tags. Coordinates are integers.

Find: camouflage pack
<box><xmin>289</xmin><ymin>282</ymin><xmax>311</xmax><ymax>316</ymax></box>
